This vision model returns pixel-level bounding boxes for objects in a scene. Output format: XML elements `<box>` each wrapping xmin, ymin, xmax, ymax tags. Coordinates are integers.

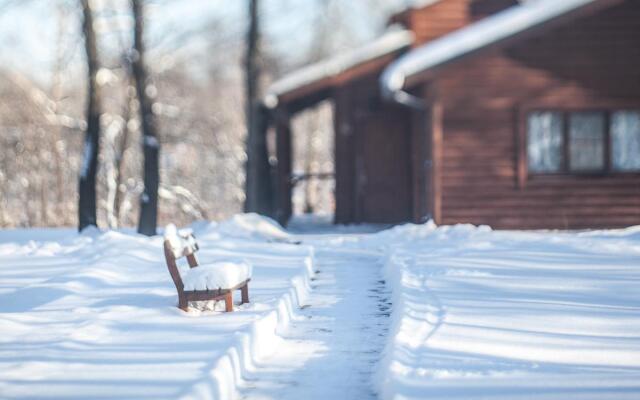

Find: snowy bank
<box><xmin>0</xmin><ymin>214</ymin><xmax>314</xmax><ymax>399</ymax></box>
<box><xmin>3</xmin><ymin>217</ymin><xmax>640</xmax><ymax>399</ymax></box>
<box><xmin>373</xmin><ymin>223</ymin><xmax>640</xmax><ymax>400</ymax></box>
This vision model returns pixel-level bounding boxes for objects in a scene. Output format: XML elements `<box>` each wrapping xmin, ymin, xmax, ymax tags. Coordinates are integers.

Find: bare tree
<box><xmin>0</xmin><ymin>0</ymin><xmax>402</xmax><ymax>229</ymax></box>
<box><xmin>78</xmin><ymin>0</ymin><xmax>102</xmax><ymax>231</ymax></box>
<box><xmin>244</xmin><ymin>0</ymin><xmax>273</xmax><ymax>217</ymax></box>
<box><xmin>131</xmin><ymin>0</ymin><xmax>160</xmax><ymax>236</ymax></box>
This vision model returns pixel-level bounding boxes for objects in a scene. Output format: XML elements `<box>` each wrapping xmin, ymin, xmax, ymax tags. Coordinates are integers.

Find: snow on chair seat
<box><xmin>182</xmin><ymin>262</ymin><xmax>252</xmax><ymax>291</ymax></box>
<box><xmin>163</xmin><ymin>224</ymin><xmax>251</xmax><ymax>312</ymax></box>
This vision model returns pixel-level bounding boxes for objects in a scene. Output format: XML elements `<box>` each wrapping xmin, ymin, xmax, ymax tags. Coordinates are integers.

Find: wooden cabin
<box><xmin>265</xmin><ymin>0</ymin><xmax>640</xmax><ymax>229</ymax></box>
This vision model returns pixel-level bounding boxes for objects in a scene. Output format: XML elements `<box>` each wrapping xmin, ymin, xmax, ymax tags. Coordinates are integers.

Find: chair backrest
<box><xmin>163</xmin><ymin>225</ymin><xmax>199</xmax><ymax>292</ymax></box>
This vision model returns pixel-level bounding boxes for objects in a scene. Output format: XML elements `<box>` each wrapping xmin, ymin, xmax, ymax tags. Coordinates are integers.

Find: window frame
<box><xmin>517</xmin><ymin>107</ymin><xmax>640</xmax><ymax>188</ymax></box>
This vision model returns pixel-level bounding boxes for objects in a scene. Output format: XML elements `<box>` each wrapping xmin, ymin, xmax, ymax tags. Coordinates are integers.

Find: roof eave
<box><xmin>265</xmin><ymin>29</ymin><xmax>414</xmax><ymax>110</ymax></box>
<box><xmin>381</xmin><ymin>0</ymin><xmax>622</xmax><ymax>99</ymax></box>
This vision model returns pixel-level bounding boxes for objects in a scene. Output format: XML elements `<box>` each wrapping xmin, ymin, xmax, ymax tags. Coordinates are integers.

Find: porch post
<box><xmin>274</xmin><ymin>108</ymin><xmax>293</xmax><ymax>226</ymax></box>
<box><xmin>429</xmin><ymin>100</ymin><xmax>443</xmax><ymax>225</ymax></box>
<box><xmin>424</xmin><ymin>83</ymin><xmax>443</xmax><ymax>225</ymax></box>
<box><xmin>410</xmin><ymin>106</ymin><xmax>429</xmax><ymax>223</ymax></box>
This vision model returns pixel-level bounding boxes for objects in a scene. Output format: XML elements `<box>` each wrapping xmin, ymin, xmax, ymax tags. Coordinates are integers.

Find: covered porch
<box><xmin>263</xmin><ymin>29</ymin><xmax>432</xmax><ymax>227</ymax></box>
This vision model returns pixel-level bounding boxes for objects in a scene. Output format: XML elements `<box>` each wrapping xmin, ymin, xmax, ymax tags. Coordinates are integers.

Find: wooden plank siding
<box><xmin>402</xmin><ymin>0</ymin><xmax>517</xmax><ymax>45</ymax></box>
<box><xmin>410</xmin><ymin>0</ymin><xmax>471</xmax><ymax>45</ymax></box>
<box><xmin>431</xmin><ymin>0</ymin><xmax>640</xmax><ymax>229</ymax></box>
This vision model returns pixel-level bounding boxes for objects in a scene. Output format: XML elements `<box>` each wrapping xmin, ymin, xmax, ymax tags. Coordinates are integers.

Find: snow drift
<box><xmin>0</xmin><ymin>215</ymin><xmax>315</xmax><ymax>400</ymax></box>
<box><xmin>372</xmin><ymin>223</ymin><xmax>640</xmax><ymax>400</ymax></box>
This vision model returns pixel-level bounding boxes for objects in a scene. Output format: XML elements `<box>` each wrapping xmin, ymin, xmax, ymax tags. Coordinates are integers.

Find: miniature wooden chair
<box><xmin>163</xmin><ymin>226</ymin><xmax>250</xmax><ymax>312</ymax></box>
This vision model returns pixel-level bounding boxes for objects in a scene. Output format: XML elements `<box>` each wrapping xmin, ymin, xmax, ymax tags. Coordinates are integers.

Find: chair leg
<box><xmin>178</xmin><ymin>294</ymin><xmax>188</xmax><ymax>311</ymax></box>
<box><xmin>241</xmin><ymin>284</ymin><xmax>249</xmax><ymax>304</ymax></box>
<box><xmin>224</xmin><ymin>292</ymin><xmax>233</xmax><ymax>312</ymax></box>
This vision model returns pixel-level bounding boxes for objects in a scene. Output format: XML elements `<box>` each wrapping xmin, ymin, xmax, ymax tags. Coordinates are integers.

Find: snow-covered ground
<box><xmin>1</xmin><ymin>215</ymin><xmax>639</xmax><ymax>399</ymax></box>
<box><xmin>0</xmin><ymin>215</ymin><xmax>316</xmax><ymax>399</ymax></box>
<box><xmin>373</xmin><ymin>223</ymin><xmax>640</xmax><ymax>400</ymax></box>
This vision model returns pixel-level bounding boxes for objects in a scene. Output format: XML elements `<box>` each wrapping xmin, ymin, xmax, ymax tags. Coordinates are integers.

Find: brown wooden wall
<box><xmin>409</xmin><ymin>0</ymin><xmax>471</xmax><ymax>45</ymax></box>
<box><xmin>432</xmin><ymin>0</ymin><xmax>640</xmax><ymax>229</ymax></box>
<box><xmin>402</xmin><ymin>0</ymin><xmax>515</xmax><ymax>45</ymax></box>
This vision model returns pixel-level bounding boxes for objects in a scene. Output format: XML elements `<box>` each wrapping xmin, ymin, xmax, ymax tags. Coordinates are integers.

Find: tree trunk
<box><xmin>78</xmin><ymin>0</ymin><xmax>101</xmax><ymax>232</ymax></box>
<box><xmin>131</xmin><ymin>0</ymin><xmax>160</xmax><ymax>236</ymax></box>
<box><xmin>244</xmin><ymin>0</ymin><xmax>273</xmax><ymax>217</ymax></box>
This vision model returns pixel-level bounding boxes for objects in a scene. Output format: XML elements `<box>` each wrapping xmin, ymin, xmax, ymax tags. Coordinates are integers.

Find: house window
<box><xmin>527</xmin><ymin>112</ymin><xmax>563</xmax><ymax>173</ymax></box>
<box><xmin>568</xmin><ymin>112</ymin><xmax>606</xmax><ymax>172</ymax></box>
<box><xmin>527</xmin><ymin>110</ymin><xmax>640</xmax><ymax>174</ymax></box>
<box><xmin>611</xmin><ymin>111</ymin><xmax>640</xmax><ymax>171</ymax></box>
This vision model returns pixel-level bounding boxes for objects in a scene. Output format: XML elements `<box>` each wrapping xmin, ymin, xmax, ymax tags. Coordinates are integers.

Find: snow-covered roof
<box><xmin>265</xmin><ymin>29</ymin><xmax>414</xmax><ymax>108</ymax></box>
<box><xmin>381</xmin><ymin>0</ymin><xmax>600</xmax><ymax>97</ymax></box>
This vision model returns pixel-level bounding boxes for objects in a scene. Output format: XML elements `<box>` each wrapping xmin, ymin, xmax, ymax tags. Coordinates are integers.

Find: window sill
<box><xmin>527</xmin><ymin>172</ymin><xmax>640</xmax><ymax>181</ymax></box>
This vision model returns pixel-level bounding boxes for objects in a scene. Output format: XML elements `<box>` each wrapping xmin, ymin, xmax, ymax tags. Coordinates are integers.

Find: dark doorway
<box><xmin>355</xmin><ymin>104</ymin><xmax>412</xmax><ymax>224</ymax></box>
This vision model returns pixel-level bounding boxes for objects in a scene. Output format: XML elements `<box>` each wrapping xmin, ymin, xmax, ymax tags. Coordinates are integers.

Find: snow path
<box><xmin>239</xmin><ymin>248</ymin><xmax>390</xmax><ymax>400</ymax></box>
<box><xmin>3</xmin><ymin>218</ymin><xmax>638</xmax><ymax>400</ymax></box>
